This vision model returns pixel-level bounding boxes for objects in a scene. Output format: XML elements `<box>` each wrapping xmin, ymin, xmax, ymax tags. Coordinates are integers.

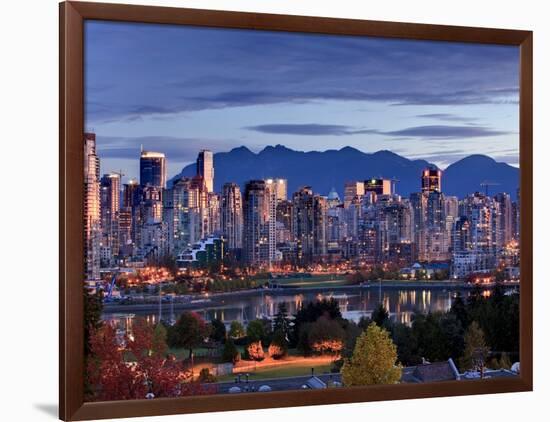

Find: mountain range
<box><xmin>170</xmin><ymin>145</ymin><xmax>519</xmax><ymax>199</ymax></box>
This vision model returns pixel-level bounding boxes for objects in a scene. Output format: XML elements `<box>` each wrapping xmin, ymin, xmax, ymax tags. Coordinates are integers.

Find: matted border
<box><xmin>60</xmin><ymin>2</ymin><xmax>533</xmax><ymax>420</ymax></box>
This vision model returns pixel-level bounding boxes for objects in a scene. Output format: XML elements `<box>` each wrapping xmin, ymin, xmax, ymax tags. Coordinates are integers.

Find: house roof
<box><xmin>402</xmin><ymin>359</ymin><xmax>460</xmax><ymax>383</ymax></box>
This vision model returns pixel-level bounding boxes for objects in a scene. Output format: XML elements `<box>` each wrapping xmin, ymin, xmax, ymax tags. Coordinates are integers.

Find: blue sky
<box><xmin>84</xmin><ymin>20</ymin><xmax>519</xmax><ymax>181</ymax></box>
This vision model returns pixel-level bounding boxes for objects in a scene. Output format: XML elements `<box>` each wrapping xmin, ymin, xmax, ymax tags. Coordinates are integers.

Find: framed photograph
<box><xmin>59</xmin><ymin>1</ymin><xmax>532</xmax><ymax>420</ymax></box>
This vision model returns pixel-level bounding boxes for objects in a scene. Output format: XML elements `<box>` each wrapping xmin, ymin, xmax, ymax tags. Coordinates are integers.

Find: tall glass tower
<box><xmin>196</xmin><ymin>150</ymin><xmax>214</xmax><ymax>192</ymax></box>
<box><xmin>140</xmin><ymin>150</ymin><xmax>166</xmax><ymax>188</ymax></box>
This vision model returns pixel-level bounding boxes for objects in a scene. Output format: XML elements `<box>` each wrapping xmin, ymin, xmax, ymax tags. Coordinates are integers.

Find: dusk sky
<box><xmin>84</xmin><ymin>20</ymin><xmax>519</xmax><ymax>182</ymax></box>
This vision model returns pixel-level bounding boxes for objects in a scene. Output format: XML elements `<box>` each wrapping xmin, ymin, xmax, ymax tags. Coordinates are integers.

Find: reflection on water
<box><xmin>103</xmin><ymin>287</ymin><xmax>502</xmax><ymax>328</ymax></box>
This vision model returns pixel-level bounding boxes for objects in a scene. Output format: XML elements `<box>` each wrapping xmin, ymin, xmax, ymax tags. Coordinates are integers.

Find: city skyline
<box><xmin>85</xmin><ymin>21</ymin><xmax>519</xmax><ymax>180</ymax></box>
<box><xmin>85</xmin><ymin>134</ymin><xmax>520</xmax><ymax>281</ymax></box>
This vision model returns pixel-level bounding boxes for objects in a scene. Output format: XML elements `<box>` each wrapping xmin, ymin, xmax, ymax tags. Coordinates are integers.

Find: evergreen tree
<box><xmin>450</xmin><ymin>292</ymin><xmax>468</xmax><ymax>328</ymax></box>
<box><xmin>460</xmin><ymin>321</ymin><xmax>490</xmax><ymax>373</ymax></box>
<box><xmin>272</xmin><ymin>303</ymin><xmax>291</xmax><ymax>340</ymax></box>
<box><xmin>222</xmin><ymin>338</ymin><xmax>240</xmax><ymax>363</ymax></box>
<box><xmin>209</xmin><ymin>318</ymin><xmax>226</xmax><ymax>343</ymax></box>
<box><xmin>371</xmin><ymin>303</ymin><xmax>389</xmax><ymax>327</ymax></box>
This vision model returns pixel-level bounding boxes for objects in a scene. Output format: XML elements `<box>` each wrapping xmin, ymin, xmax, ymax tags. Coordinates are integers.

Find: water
<box><xmin>102</xmin><ymin>285</ymin><xmax>507</xmax><ymax>328</ymax></box>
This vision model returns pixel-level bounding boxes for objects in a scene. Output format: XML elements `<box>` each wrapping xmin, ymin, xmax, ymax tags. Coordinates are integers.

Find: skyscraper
<box><xmin>168</xmin><ymin>176</ymin><xmax>209</xmax><ymax>252</ymax></box>
<box><xmin>266</xmin><ymin>178</ymin><xmax>287</xmax><ymax>202</ymax></box>
<box><xmin>140</xmin><ymin>150</ymin><xmax>166</xmax><ymax>188</ymax></box>
<box><xmin>494</xmin><ymin>192</ymin><xmax>513</xmax><ymax>246</ymax></box>
<box><xmin>221</xmin><ymin>183</ymin><xmax>243</xmax><ymax>250</ymax></box>
<box><xmin>196</xmin><ymin>150</ymin><xmax>214</xmax><ymax>192</ymax></box>
<box><xmin>292</xmin><ymin>187</ymin><xmax>327</xmax><ymax>264</ymax></box>
<box><xmin>84</xmin><ymin>133</ymin><xmax>101</xmax><ymax>280</ymax></box>
<box><xmin>100</xmin><ymin>173</ymin><xmax>121</xmax><ymax>265</ymax></box>
<box><xmin>409</xmin><ymin>192</ymin><xmax>428</xmax><ymax>261</ymax></box>
<box><xmin>243</xmin><ymin>180</ymin><xmax>272</xmax><ymax>267</ymax></box>
<box><xmin>364</xmin><ymin>178</ymin><xmax>392</xmax><ymax>196</ymax></box>
<box><xmin>421</xmin><ymin>166</ymin><xmax>442</xmax><ymax>193</ymax></box>
<box><xmin>344</xmin><ymin>181</ymin><xmax>365</xmax><ymax>208</ymax></box>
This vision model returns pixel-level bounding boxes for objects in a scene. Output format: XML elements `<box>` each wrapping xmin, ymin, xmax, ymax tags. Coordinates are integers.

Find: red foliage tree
<box><xmin>86</xmin><ymin>320</ymin><xmax>217</xmax><ymax>401</ymax></box>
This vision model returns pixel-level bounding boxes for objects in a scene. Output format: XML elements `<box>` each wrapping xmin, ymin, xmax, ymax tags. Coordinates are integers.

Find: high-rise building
<box><xmin>118</xmin><ymin>207</ymin><xmax>133</xmax><ymax>257</ymax></box>
<box><xmin>196</xmin><ymin>150</ymin><xmax>214</xmax><ymax>192</ymax></box>
<box><xmin>409</xmin><ymin>192</ymin><xmax>428</xmax><ymax>261</ymax></box>
<box><xmin>291</xmin><ymin>187</ymin><xmax>327</xmax><ymax>264</ymax></box>
<box><xmin>452</xmin><ymin>216</ymin><xmax>472</xmax><ymax>252</ymax></box>
<box><xmin>83</xmin><ymin>133</ymin><xmax>101</xmax><ymax>280</ymax></box>
<box><xmin>140</xmin><ymin>150</ymin><xmax>166</xmax><ymax>188</ymax></box>
<box><xmin>243</xmin><ymin>180</ymin><xmax>273</xmax><ymax>267</ymax></box>
<box><xmin>167</xmin><ymin>176</ymin><xmax>209</xmax><ymax>253</ymax></box>
<box><xmin>494</xmin><ymin>192</ymin><xmax>513</xmax><ymax>246</ymax></box>
<box><xmin>100</xmin><ymin>173</ymin><xmax>121</xmax><ymax>265</ymax></box>
<box><xmin>221</xmin><ymin>183</ymin><xmax>243</xmax><ymax>250</ymax></box>
<box><xmin>425</xmin><ymin>190</ymin><xmax>449</xmax><ymax>260</ymax></box>
<box><xmin>276</xmin><ymin>200</ymin><xmax>293</xmax><ymax>244</ymax></box>
<box><xmin>343</xmin><ymin>181</ymin><xmax>365</xmax><ymax>208</ymax></box>
<box><xmin>265</xmin><ymin>179</ymin><xmax>279</xmax><ymax>262</ymax></box>
<box><xmin>122</xmin><ymin>179</ymin><xmax>139</xmax><ymax>208</ymax></box>
<box><xmin>364</xmin><ymin>178</ymin><xmax>392</xmax><ymax>196</ymax></box>
<box><xmin>421</xmin><ymin>166</ymin><xmax>442</xmax><ymax>193</ymax></box>
<box><xmin>265</xmin><ymin>178</ymin><xmax>287</xmax><ymax>202</ymax></box>
<box><xmin>207</xmin><ymin>192</ymin><xmax>221</xmax><ymax>235</ymax></box>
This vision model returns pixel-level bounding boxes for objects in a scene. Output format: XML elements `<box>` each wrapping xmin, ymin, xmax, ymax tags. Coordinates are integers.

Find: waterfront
<box><xmin>102</xmin><ymin>284</ymin><xmax>518</xmax><ymax>328</ymax></box>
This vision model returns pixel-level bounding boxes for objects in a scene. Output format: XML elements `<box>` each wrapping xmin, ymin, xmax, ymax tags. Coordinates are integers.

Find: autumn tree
<box><xmin>167</xmin><ymin>312</ymin><xmax>210</xmax><ymax>358</ymax></box>
<box><xmin>460</xmin><ymin>321</ymin><xmax>490</xmax><ymax>374</ymax></box>
<box><xmin>341</xmin><ymin>323</ymin><xmax>402</xmax><ymax>386</ymax></box>
<box><xmin>86</xmin><ymin>320</ymin><xmax>183</xmax><ymax>401</ymax></box>
<box><xmin>247</xmin><ymin>341</ymin><xmax>265</xmax><ymax>361</ymax></box>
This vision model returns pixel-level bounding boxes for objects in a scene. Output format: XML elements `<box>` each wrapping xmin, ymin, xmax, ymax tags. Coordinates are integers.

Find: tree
<box><xmin>86</xmin><ymin>320</ymin><xmax>185</xmax><ymax>401</ymax></box>
<box><xmin>371</xmin><ymin>303</ymin><xmax>389</xmax><ymax>327</ymax></box>
<box><xmin>247</xmin><ymin>341</ymin><xmax>265</xmax><ymax>361</ymax></box>
<box><xmin>292</xmin><ymin>298</ymin><xmax>342</xmax><ymax>347</ymax></box>
<box><xmin>84</xmin><ymin>289</ymin><xmax>103</xmax><ymax>356</ymax></box>
<box><xmin>450</xmin><ymin>292</ymin><xmax>468</xmax><ymax>328</ymax></box>
<box><xmin>460</xmin><ymin>321</ymin><xmax>490</xmax><ymax>374</ymax></box>
<box><xmin>167</xmin><ymin>312</ymin><xmax>210</xmax><ymax>358</ymax></box>
<box><xmin>390</xmin><ymin>322</ymin><xmax>420</xmax><ymax>366</ymax></box>
<box><xmin>209</xmin><ymin>318</ymin><xmax>226</xmax><ymax>343</ymax></box>
<box><xmin>152</xmin><ymin>323</ymin><xmax>168</xmax><ymax>356</ymax></box>
<box><xmin>197</xmin><ymin>368</ymin><xmax>217</xmax><ymax>383</ymax></box>
<box><xmin>229</xmin><ymin>321</ymin><xmax>245</xmax><ymax>339</ymax></box>
<box><xmin>222</xmin><ymin>338</ymin><xmax>240</xmax><ymax>363</ymax></box>
<box><xmin>307</xmin><ymin>316</ymin><xmax>345</xmax><ymax>355</ymax></box>
<box><xmin>272</xmin><ymin>303</ymin><xmax>292</xmax><ymax>340</ymax></box>
<box><xmin>341</xmin><ymin>323</ymin><xmax>402</xmax><ymax>386</ymax></box>
<box><xmin>268</xmin><ymin>330</ymin><xmax>288</xmax><ymax>359</ymax></box>
<box><xmin>246</xmin><ymin>320</ymin><xmax>266</xmax><ymax>343</ymax></box>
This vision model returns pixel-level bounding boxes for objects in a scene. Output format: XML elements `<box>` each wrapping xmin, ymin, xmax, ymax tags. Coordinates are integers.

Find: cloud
<box><xmin>384</xmin><ymin>125</ymin><xmax>512</xmax><ymax>139</ymax></box>
<box><xmin>415</xmin><ymin>113</ymin><xmax>478</xmax><ymax>123</ymax></box>
<box><xmin>244</xmin><ymin>124</ymin><xmax>377</xmax><ymax>136</ymax></box>
<box><xmin>245</xmin><ymin>123</ymin><xmax>513</xmax><ymax>140</ymax></box>
<box><xmin>84</xmin><ymin>21</ymin><xmax>520</xmax><ymax>124</ymax></box>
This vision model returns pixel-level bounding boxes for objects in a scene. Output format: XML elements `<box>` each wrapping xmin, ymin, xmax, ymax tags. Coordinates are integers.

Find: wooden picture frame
<box><xmin>60</xmin><ymin>1</ymin><xmax>533</xmax><ymax>420</ymax></box>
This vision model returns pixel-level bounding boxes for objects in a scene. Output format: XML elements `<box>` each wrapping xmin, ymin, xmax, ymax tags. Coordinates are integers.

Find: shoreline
<box><xmin>102</xmin><ymin>280</ymin><xmax>519</xmax><ymax>315</ymax></box>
